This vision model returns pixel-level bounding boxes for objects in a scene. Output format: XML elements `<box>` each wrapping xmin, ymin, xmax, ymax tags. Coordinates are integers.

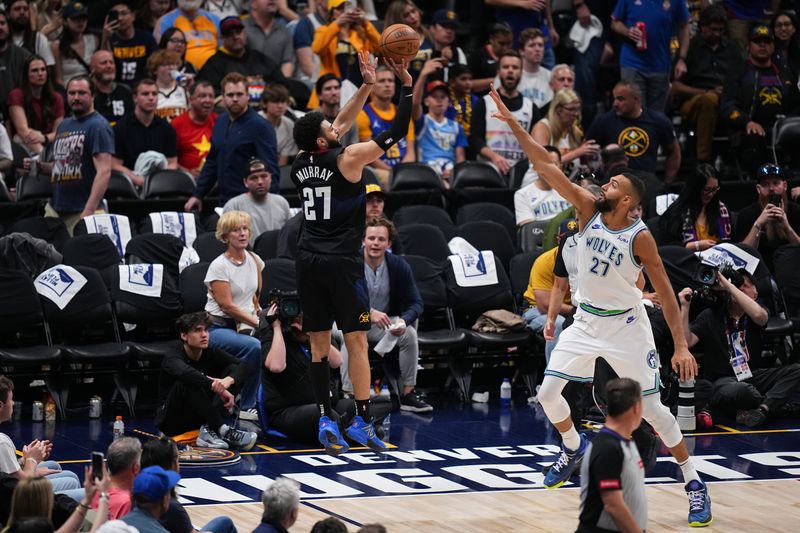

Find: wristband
<box><xmin>78</xmin><ymin>502</ymin><xmax>90</xmax><ymax>510</ymax></box>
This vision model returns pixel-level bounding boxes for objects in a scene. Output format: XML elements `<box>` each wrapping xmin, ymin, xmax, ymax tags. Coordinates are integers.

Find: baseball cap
<box><xmin>132</xmin><ymin>466</ymin><xmax>180</xmax><ymax>501</ymax></box>
<box><xmin>559</xmin><ymin>218</ymin><xmax>579</xmax><ymax>240</ymax></box>
<box><xmin>750</xmin><ymin>24</ymin><xmax>773</xmax><ymax>41</ymax></box>
<box><xmin>425</xmin><ymin>80</ymin><xmax>449</xmax><ymax>96</ymax></box>
<box><xmin>432</xmin><ymin>9</ymin><xmax>459</xmax><ymax>28</ymax></box>
<box><xmin>62</xmin><ymin>1</ymin><xmax>88</xmax><ymax>18</ymax></box>
<box><xmin>328</xmin><ymin>0</ymin><xmax>353</xmax><ymax>9</ymax></box>
<box><xmin>247</xmin><ymin>158</ymin><xmax>270</xmax><ymax>176</ymax></box>
<box><xmin>365</xmin><ymin>183</ymin><xmax>384</xmax><ymax>197</ymax></box>
<box><xmin>220</xmin><ymin>16</ymin><xmax>245</xmax><ymax>36</ymax></box>
<box><xmin>757</xmin><ymin>163</ymin><xmax>786</xmax><ymax>182</ymax></box>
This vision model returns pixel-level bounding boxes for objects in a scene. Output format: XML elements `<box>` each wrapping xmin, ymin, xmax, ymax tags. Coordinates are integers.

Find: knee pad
<box><xmin>538</xmin><ymin>376</ymin><xmax>570</xmax><ymax>423</ymax></box>
<box><xmin>642</xmin><ymin>394</ymin><xmax>683</xmax><ymax>448</ymax></box>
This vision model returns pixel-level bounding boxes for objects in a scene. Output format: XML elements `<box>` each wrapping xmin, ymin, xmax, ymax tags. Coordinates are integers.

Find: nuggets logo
<box><xmin>618</xmin><ymin>127</ymin><xmax>650</xmax><ymax>158</ymax></box>
<box><xmin>646</xmin><ymin>349</ymin><xmax>659</xmax><ymax>369</ymax></box>
<box><xmin>359</xmin><ymin>312</ymin><xmax>370</xmax><ymax>324</ymax></box>
<box><xmin>566</xmin><ymin>220</ymin><xmax>578</xmax><ymax>232</ymax></box>
<box><xmin>759</xmin><ymin>86</ymin><xmax>782</xmax><ymax>106</ymax></box>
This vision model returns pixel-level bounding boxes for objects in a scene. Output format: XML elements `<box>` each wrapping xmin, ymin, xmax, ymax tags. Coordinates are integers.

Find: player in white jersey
<box><xmin>488</xmin><ymin>87</ymin><xmax>713</xmax><ymax>527</ymax></box>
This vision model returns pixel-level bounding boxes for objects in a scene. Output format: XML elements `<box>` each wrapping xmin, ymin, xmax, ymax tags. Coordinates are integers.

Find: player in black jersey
<box><xmin>290</xmin><ymin>52</ymin><xmax>415</xmax><ymax>455</ymax></box>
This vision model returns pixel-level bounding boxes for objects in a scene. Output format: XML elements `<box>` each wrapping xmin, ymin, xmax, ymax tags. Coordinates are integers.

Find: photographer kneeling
<box><xmin>260</xmin><ymin>300</ymin><xmax>391</xmax><ymax>443</ymax></box>
<box><xmin>679</xmin><ymin>268</ymin><xmax>800</xmax><ymax>427</ymax></box>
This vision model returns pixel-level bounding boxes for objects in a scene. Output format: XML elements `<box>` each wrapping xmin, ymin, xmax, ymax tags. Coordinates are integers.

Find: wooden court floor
<box><xmin>186</xmin><ymin>478</ymin><xmax>800</xmax><ymax>532</ymax></box>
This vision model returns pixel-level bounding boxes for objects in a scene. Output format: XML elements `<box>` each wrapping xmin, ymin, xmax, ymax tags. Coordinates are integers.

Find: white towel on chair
<box><xmin>447</xmin><ymin>236</ymin><xmax>497</xmax><ymax>287</ymax></box>
<box><xmin>119</xmin><ymin>264</ymin><xmax>163</xmax><ymax>297</ymax></box>
<box><xmin>83</xmin><ymin>214</ymin><xmax>132</xmax><ymax>257</ymax></box>
<box><xmin>150</xmin><ymin>211</ymin><xmax>198</xmax><ymax>247</ymax></box>
<box><xmin>35</xmin><ymin>265</ymin><xmax>87</xmax><ymax>310</ymax></box>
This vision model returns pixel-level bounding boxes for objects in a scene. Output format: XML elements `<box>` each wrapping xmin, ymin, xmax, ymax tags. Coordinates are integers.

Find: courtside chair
<box><xmin>456</xmin><ymin>202</ymin><xmax>517</xmax><ymax>246</ymax></box>
<box><xmin>393</xmin><ymin>205</ymin><xmax>456</xmax><ymax>241</ymax></box>
<box><xmin>143</xmin><ymin>169</ymin><xmax>196</xmax><ymax>199</ymax></box>
<box><xmin>11</xmin><ymin>216</ymin><xmax>70</xmax><ymax>252</ymax></box>
<box><xmin>397</xmin><ymin>223</ymin><xmax>450</xmax><ymax>266</ymax></box>
<box><xmin>457</xmin><ymin>220</ymin><xmax>516</xmax><ymax>274</ymax></box>
<box><xmin>179</xmin><ymin>262</ymin><xmax>211</xmax><ymax>313</ymax></box>
<box><xmin>192</xmin><ymin>232</ymin><xmax>227</xmax><ymax>263</ymax></box>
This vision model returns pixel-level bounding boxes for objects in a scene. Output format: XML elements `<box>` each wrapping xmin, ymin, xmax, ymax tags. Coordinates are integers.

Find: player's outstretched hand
<box><xmin>671</xmin><ymin>346</ymin><xmax>698</xmax><ymax>382</ymax></box>
<box><xmin>488</xmin><ymin>86</ymin><xmax>515</xmax><ymax>125</ymax></box>
<box><xmin>383</xmin><ymin>57</ymin><xmax>412</xmax><ymax>86</ymax></box>
<box><xmin>359</xmin><ymin>50</ymin><xmax>378</xmax><ymax>85</ymax></box>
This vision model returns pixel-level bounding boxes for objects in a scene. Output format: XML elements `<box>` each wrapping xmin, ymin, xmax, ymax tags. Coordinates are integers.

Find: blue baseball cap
<box><xmin>133</xmin><ymin>466</ymin><xmax>180</xmax><ymax>501</ymax></box>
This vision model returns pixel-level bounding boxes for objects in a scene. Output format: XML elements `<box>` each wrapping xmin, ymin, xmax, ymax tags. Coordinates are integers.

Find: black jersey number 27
<box><xmin>302</xmin><ymin>186</ymin><xmax>332</xmax><ymax>221</ymax></box>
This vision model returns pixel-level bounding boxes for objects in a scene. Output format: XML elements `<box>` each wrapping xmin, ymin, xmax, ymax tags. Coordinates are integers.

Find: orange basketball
<box><xmin>380</xmin><ymin>23</ymin><xmax>421</xmax><ymax>63</ymax></box>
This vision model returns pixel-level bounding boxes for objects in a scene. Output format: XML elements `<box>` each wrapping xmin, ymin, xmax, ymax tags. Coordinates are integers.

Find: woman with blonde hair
<box><xmin>204</xmin><ymin>210</ymin><xmax>263</xmax><ymax>421</ymax></box>
<box><xmin>532</xmin><ymin>88</ymin><xmax>598</xmax><ymax>177</ymax></box>
<box><xmin>7</xmin><ymin>465</ymin><xmax>110</xmax><ymax>533</ymax></box>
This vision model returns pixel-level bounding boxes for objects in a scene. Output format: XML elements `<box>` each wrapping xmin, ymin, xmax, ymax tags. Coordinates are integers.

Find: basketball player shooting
<box><xmin>488</xmin><ymin>87</ymin><xmax>713</xmax><ymax>527</ymax></box>
<box><xmin>289</xmin><ymin>52</ymin><xmax>414</xmax><ymax>456</ymax></box>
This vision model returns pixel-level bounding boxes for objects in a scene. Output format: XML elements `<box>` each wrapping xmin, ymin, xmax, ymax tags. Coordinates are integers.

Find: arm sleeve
<box><xmin>553</xmin><ymin>238</ymin><xmax>568</xmax><ymax>278</ymax></box>
<box><xmin>372</xmin><ymin>86</ymin><xmax>413</xmax><ymax>151</ymax></box>
<box><xmin>470</xmin><ymin>96</ymin><xmax>487</xmax><ymax>154</ymax></box>
<box><xmin>590</xmin><ymin>438</ymin><xmax>625</xmax><ymax>491</ymax></box>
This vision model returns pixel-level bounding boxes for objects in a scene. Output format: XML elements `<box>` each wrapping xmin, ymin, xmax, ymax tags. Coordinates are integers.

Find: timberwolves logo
<box><xmin>359</xmin><ymin>312</ymin><xmax>370</xmax><ymax>324</ymax></box>
<box><xmin>646</xmin><ymin>349</ymin><xmax>659</xmax><ymax>369</ymax></box>
<box><xmin>618</xmin><ymin>127</ymin><xmax>650</xmax><ymax>158</ymax></box>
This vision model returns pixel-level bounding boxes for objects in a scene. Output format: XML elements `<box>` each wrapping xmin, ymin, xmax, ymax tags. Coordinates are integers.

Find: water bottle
<box><xmin>379</xmin><ymin>383</ymin><xmax>391</xmax><ymax>399</ymax></box>
<box><xmin>500</xmin><ymin>378</ymin><xmax>512</xmax><ymax>406</ymax></box>
<box><xmin>113</xmin><ymin>416</ymin><xmax>125</xmax><ymax>440</ymax></box>
<box><xmin>677</xmin><ymin>379</ymin><xmax>696</xmax><ymax>431</ymax></box>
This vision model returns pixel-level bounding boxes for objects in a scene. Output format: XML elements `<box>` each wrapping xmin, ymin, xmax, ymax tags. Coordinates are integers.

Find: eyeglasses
<box><xmin>559</xmin><ymin>105</ymin><xmax>581</xmax><ymax>114</ymax></box>
<box><xmin>168</xmin><ymin>38</ymin><xmax>186</xmax><ymax>44</ymax></box>
<box><xmin>775</xmin><ymin>22</ymin><xmax>794</xmax><ymax>29</ymax></box>
<box><xmin>702</xmin><ymin>186</ymin><xmax>720</xmax><ymax>194</ymax></box>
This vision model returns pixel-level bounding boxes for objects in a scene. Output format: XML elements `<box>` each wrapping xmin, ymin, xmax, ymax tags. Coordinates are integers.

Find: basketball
<box><xmin>380</xmin><ymin>23</ymin><xmax>420</xmax><ymax>63</ymax></box>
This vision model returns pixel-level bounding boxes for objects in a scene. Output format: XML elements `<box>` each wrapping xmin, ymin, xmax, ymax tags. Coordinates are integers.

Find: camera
<box><xmin>690</xmin><ymin>263</ymin><xmax>737</xmax><ymax>306</ymax></box>
<box><xmin>266</xmin><ymin>289</ymin><xmax>301</xmax><ymax>322</ymax></box>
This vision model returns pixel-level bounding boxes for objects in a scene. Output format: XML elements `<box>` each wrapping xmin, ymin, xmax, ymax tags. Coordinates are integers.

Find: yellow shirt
<box><xmin>356</xmin><ymin>103</ymin><xmax>415</xmax><ymax>142</ymax></box>
<box><xmin>523</xmin><ymin>247</ymin><xmax>571</xmax><ymax>307</ymax></box>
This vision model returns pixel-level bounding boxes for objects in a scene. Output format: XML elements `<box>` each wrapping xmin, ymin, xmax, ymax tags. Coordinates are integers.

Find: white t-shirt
<box><xmin>204</xmin><ymin>251</ymin><xmax>264</xmax><ymax>318</ymax></box>
<box><xmin>13</xmin><ymin>32</ymin><xmax>55</xmax><ymax>66</ymax></box>
<box><xmin>222</xmin><ymin>193</ymin><xmax>292</xmax><ymax>244</ymax></box>
<box><xmin>493</xmin><ymin>67</ymin><xmax>552</xmax><ymax>109</ymax></box>
<box><xmin>0</xmin><ymin>432</ymin><xmax>21</xmax><ymax>475</ymax></box>
<box><xmin>514</xmin><ymin>182</ymin><xmax>571</xmax><ymax>224</ymax></box>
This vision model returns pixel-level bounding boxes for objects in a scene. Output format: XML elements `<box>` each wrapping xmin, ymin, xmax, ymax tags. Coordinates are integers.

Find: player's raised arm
<box><xmin>331</xmin><ymin>51</ymin><xmax>378</xmax><ymax>137</ymax></box>
<box><xmin>339</xmin><ymin>57</ymin><xmax>415</xmax><ymax>179</ymax></box>
<box><xmin>488</xmin><ymin>86</ymin><xmax>595</xmax><ymax>217</ymax></box>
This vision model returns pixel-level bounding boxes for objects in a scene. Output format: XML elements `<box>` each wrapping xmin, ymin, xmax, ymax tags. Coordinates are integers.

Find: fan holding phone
<box><xmin>736</xmin><ymin>163</ymin><xmax>800</xmax><ymax>267</ymax></box>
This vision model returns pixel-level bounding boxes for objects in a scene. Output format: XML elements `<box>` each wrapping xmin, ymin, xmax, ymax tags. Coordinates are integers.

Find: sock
<box><xmin>355</xmin><ymin>399</ymin><xmax>371</xmax><ymax>421</ymax></box>
<box><xmin>310</xmin><ymin>358</ymin><xmax>333</xmax><ymax>417</ymax></box>
<box><xmin>219</xmin><ymin>424</ymin><xmax>229</xmax><ymax>437</ymax></box>
<box><xmin>679</xmin><ymin>458</ymin><xmax>701</xmax><ymax>483</ymax></box>
<box><xmin>561</xmin><ymin>426</ymin><xmax>581</xmax><ymax>452</ymax></box>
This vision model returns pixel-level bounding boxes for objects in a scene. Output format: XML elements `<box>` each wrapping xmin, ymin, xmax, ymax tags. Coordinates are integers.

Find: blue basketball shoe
<box><xmin>685</xmin><ymin>479</ymin><xmax>713</xmax><ymax>527</ymax></box>
<box><xmin>318</xmin><ymin>416</ymin><xmax>349</xmax><ymax>456</ymax></box>
<box><xmin>543</xmin><ymin>433</ymin><xmax>588</xmax><ymax>489</ymax></box>
<box><xmin>346</xmin><ymin>416</ymin><xmax>388</xmax><ymax>452</ymax></box>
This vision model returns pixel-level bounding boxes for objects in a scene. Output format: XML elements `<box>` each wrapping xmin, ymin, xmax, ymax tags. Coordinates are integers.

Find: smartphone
<box><xmin>91</xmin><ymin>452</ymin><xmax>104</xmax><ymax>480</ymax></box>
<box><xmin>769</xmin><ymin>193</ymin><xmax>781</xmax><ymax>206</ymax></box>
<box><xmin>107</xmin><ymin>10</ymin><xmax>118</xmax><ymax>23</ymax></box>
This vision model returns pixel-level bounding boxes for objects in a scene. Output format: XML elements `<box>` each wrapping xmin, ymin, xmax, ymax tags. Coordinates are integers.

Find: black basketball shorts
<box><xmin>295</xmin><ymin>250</ymin><xmax>371</xmax><ymax>333</ymax></box>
